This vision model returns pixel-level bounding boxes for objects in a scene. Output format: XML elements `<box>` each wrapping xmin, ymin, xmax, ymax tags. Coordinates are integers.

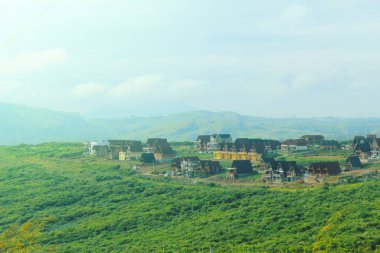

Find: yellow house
<box><xmin>119</xmin><ymin>151</ymin><xmax>127</xmax><ymax>161</ymax></box>
<box><xmin>214</xmin><ymin>151</ymin><xmax>261</xmax><ymax>161</ymax></box>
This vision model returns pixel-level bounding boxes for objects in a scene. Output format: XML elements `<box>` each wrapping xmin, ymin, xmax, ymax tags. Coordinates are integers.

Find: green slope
<box><xmin>0</xmin><ymin>143</ymin><xmax>379</xmax><ymax>252</ymax></box>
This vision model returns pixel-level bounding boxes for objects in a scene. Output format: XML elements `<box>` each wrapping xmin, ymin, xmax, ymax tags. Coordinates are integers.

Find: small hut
<box><xmin>231</xmin><ymin>160</ymin><xmax>254</xmax><ymax>174</ymax></box>
<box><xmin>345</xmin><ymin>156</ymin><xmax>362</xmax><ymax>170</ymax></box>
<box><xmin>141</xmin><ymin>153</ymin><xmax>155</xmax><ymax>164</ymax></box>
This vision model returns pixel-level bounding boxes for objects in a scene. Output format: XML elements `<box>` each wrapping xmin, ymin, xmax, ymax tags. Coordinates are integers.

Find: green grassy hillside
<box><xmin>0</xmin><ymin>143</ymin><xmax>379</xmax><ymax>252</ymax></box>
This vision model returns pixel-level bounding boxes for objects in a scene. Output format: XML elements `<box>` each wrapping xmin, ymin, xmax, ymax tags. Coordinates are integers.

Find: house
<box><xmin>370</xmin><ymin>138</ymin><xmax>380</xmax><ymax>157</ymax></box>
<box><xmin>171</xmin><ymin>157</ymin><xmax>221</xmax><ymax>177</ymax></box>
<box><xmin>141</xmin><ymin>153</ymin><xmax>155</xmax><ymax>164</ymax></box>
<box><xmin>260</xmin><ymin>157</ymin><xmax>276</xmax><ymax>171</ymax></box>
<box><xmin>263</xmin><ymin>140</ymin><xmax>281</xmax><ymax>151</ymax></box>
<box><xmin>345</xmin><ymin>156</ymin><xmax>362</xmax><ymax>170</ymax></box>
<box><xmin>213</xmin><ymin>138</ymin><xmax>264</xmax><ymax>161</ymax></box>
<box><xmin>207</xmin><ymin>134</ymin><xmax>233</xmax><ymax>152</ymax></box>
<box><xmin>199</xmin><ymin>160</ymin><xmax>222</xmax><ymax>175</ymax></box>
<box><xmin>109</xmin><ymin>140</ymin><xmax>143</xmax><ymax>161</ymax></box>
<box><xmin>367</xmin><ymin>134</ymin><xmax>377</xmax><ymax>144</ymax></box>
<box><xmin>352</xmin><ymin>136</ymin><xmax>371</xmax><ymax>153</ymax></box>
<box><xmin>180</xmin><ymin>157</ymin><xmax>201</xmax><ymax>177</ymax></box>
<box><xmin>194</xmin><ymin>134</ymin><xmax>232</xmax><ymax>152</ymax></box>
<box><xmin>309</xmin><ymin>162</ymin><xmax>341</xmax><ymax>175</ymax></box>
<box><xmin>88</xmin><ymin>140</ymin><xmax>110</xmax><ymax>157</ymax></box>
<box><xmin>301</xmin><ymin>135</ymin><xmax>325</xmax><ymax>145</ymax></box>
<box><xmin>230</xmin><ymin>160</ymin><xmax>254</xmax><ymax>174</ymax></box>
<box><xmin>195</xmin><ymin>135</ymin><xmax>211</xmax><ymax>152</ymax></box>
<box><xmin>281</xmin><ymin>139</ymin><xmax>308</xmax><ymax>152</ymax></box>
<box><xmin>262</xmin><ymin>160</ymin><xmax>301</xmax><ymax>183</ymax></box>
<box><xmin>144</xmin><ymin>138</ymin><xmax>176</xmax><ymax>162</ymax></box>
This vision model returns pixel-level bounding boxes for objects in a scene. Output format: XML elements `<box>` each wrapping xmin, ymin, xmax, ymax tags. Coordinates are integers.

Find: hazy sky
<box><xmin>0</xmin><ymin>0</ymin><xmax>379</xmax><ymax>118</ymax></box>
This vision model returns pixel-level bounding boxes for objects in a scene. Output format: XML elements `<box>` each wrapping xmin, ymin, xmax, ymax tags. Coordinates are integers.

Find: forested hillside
<box><xmin>0</xmin><ymin>143</ymin><xmax>379</xmax><ymax>252</ymax></box>
<box><xmin>2</xmin><ymin>103</ymin><xmax>380</xmax><ymax>144</ymax></box>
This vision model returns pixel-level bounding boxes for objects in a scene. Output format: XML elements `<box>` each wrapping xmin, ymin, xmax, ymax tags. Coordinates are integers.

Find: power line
<box><xmin>0</xmin><ymin>0</ymin><xmax>61</xmax><ymax>51</ymax></box>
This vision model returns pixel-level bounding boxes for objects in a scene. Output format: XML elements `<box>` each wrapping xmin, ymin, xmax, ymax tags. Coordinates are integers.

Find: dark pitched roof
<box><xmin>267</xmin><ymin>160</ymin><xmax>300</xmax><ymax>174</ymax></box>
<box><xmin>367</xmin><ymin>134</ymin><xmax>377</xmax><ymax>143</ymax></box>
<box><xmin>234</xmin><ymin>138</ymin><xmax>252</xmax><ymax>152</ymax></box>
<box><xmin>216</xmin><ymin>134</ymin><xmax>232</xmax><ymax>139</ymax></box>
<box><xmin>200</xmin><ymin>160</ymin><xmax>221</xmax><ymax>174</ymax></box>
<box><xmin>141</xmin><ymin>153</ymin><xmax>155</xmax><ymax>163</ymax></box>
<box><xmin>197</xmin><ymin>135</ymin><xmax>211</xmax><ymax>143</ymax></box>
<box><xmin>346</xmin><ymin>156</ymin><xmax>362</xmax><ymax>168</ymax></box>
<box><xmin>252</xmin><ymin>141</ymin><xmax>266</xmax><ymax>154</ymax></box>
<box><xmin>147</xmin><ymin>138</ymin><xmax>168</xmax><ymax>146</ymax></box>
<box><xmin>353</xmin><ymin>138</ymin><xmax>371</xmax><ymax>153</ymax></box>
<box><xmin>262</xmin><ymin>157</ymin><xmax>275</xmax><ymax>164</ymax></box>
<box><xmin>219</xmin><ymin>142</ymin><xmax>235</xmax><ymax>151</ymax></box>
<box><xmin>353</xmin><ymin>136</ymin><xmax>365</xmax><ymax>145</ymax></box>
<box><xmin>263</xmin><ymin>140</ymin><xmax>281</xmax><ymax>150</ymax></box>
<box><xmin>233</xmin><ymin>138</ymin><xmax>266</xmax><ymax>154</ymax></box>
<box><xmin>107</xmin><ymin>140</ymin><xmax>142</xmax><ymax>152</ymax></box>
<box><xmin>127</xmin><ymin>140</ymin><xmax>143</xmax><ymax>152</ymax></box>
<box><xmin>155</xmin><ymin>143</ymin><xmax>176</xmax><ymax>155</ymax></box>
<box><xmin>309</xmin><ymin>162</ymin><xmax>341</xmax><ymax>175</ymax></box>
<box><xmin>231</xmin><ymin>160</ymin><xmax>253</xmax><ymax>174</ymax></box>
<box><xmin>282</xmin><ymin>139</ymin><xmax>308</xmax><ymax>146</ymax></box>
<box><xmin>372</xmin><ymin>138</ymin><xmax>380</xmax><ymax>148</ymax></box>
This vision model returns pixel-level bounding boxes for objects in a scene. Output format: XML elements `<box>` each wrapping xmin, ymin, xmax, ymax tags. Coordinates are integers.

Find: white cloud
<box><xmin>71</xmin><ymin>82</ymin><xmax>107</xmax><ymax>98</ymax></box>
<box><xmin>107</xmin><ymin>74</ymin><xmax>163</xmax><ymax>97</ymax></box>
<box><xmin>0</xmin><ymin>48</ymin><xmax>68</xmax><ymax>75</ymax></box>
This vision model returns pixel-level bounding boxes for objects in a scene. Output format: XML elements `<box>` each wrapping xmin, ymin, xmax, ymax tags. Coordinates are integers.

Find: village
<box><xmin>86</xmin><ymin>134</ymin><xmax>380</xmax><ymax>186</ymax></box>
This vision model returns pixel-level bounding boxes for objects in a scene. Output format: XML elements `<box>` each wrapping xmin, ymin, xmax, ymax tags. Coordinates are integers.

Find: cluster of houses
<box><xmin>86</xmin><ymin>132</ymin><xmax>378</xmax><ymax>184</ymax></box>
<box><xmin>88</xmin><ymin>138</ymin><xmax>176</xmax><ymax>163</ymax></box>
<box><xmin>352</xmin><ymin>134</ymin><xmax>380</xmax><ymax>159</ymax></box>
<box><xmin>192</xmin><ymin>133</ymin><xmax>368</xmax><ymax>183</ymax></box>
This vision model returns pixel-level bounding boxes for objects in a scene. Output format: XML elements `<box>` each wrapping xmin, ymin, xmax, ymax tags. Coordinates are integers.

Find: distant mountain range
<box><xmin>0</xmin><ymin>103</ymin><xmax>379</xmax><ymax>145</ymax></box>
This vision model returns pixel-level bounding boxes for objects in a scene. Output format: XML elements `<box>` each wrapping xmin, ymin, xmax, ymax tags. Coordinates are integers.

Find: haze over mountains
<box><xmin>0</xmin><ymin>102</ymin><xmax>379</xmax><ymax>145</ymax></box>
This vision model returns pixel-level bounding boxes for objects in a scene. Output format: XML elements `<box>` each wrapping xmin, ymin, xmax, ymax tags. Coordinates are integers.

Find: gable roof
<box><xmin>267</xmin><ymin>160</ymin><xmax>300</xmax><ymax>175</ymax></box>
<box><xmin>216</xmin><ymin>134</ymin><xmax>232</xmax><ymax>139</ymax></box>
<box><xmin>309</xmin><ymin>162</ymin><xmax>341</xmax><ymax>175</ymax></box>
<box><xmin>372</xmin><ymin>138</ymin><xmax>380</xmax><ymax>148</ymax></box>
<box><xmin>196</xmin><ymin>135</ymin><xmax>211</xmax><ymax>143</ymax></box>
<box><xmin>353</xmin><ymin>139</ymin><xmax>371</xmax><ymax>153</ymax></box>
<box><xmin>252</xmin><ymin>141</ymin><xmax>266</xmax><ymax>154</ymax></box>
<box><xmin>155</xmin><ymin>143</ymin><xmax>175</xmax><ymax>155</ymax></box>
<box><xmin>353</xmin><ymin>136</ymin><xmax>365</xmax><ymax>145</ymax></box>
<box><xmin>231</xmin><ymin>160</ymin><xmax>253</xmax><ymax>174</ymax></box>
<box><xmin>147</xmin><ymin>138</ymin><xmax>168</xmax><ymax>146</ymax></box>
<box><xmin>141</xmin><ymin>153</ymin><xmax>155</xmax><ymax>163</ymax></box>
<box><xmin>200</xmin><ymin>160</ymin><xmax>221</xmax><ymax>173</ymax></box>
<box><xmin>345</xmin><ymin>156</ymin><xmax>362</xmax><ymax>168</ymax></box>
<box><xmin>128</xmin><ymin>140</ymin><xmax>143</xmax><ymax>152</ymax></box>
<box><xmin>282</xmin><ymin>139</ymin><xmax>308</xmax><ymax>146</ymax></box>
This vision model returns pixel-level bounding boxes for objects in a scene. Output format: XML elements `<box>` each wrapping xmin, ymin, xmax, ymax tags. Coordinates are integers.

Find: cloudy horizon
<box><xmin>0</xmin><ymin>0</ymin><xmax>379</xmax><ymax>118</ymax></box>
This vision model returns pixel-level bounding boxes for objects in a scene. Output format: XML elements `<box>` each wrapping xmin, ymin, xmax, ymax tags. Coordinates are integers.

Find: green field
<box><xmin>0</xmin><ymin>143</ymin><xmax>379</xmax><ymax>252</ymax></box>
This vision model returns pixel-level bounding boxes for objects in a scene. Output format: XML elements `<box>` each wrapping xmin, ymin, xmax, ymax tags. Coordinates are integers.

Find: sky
<box><xmin>0</xmin><ymin>0</ymin><xmax>379</xmax><ymax>118</ymax></box>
